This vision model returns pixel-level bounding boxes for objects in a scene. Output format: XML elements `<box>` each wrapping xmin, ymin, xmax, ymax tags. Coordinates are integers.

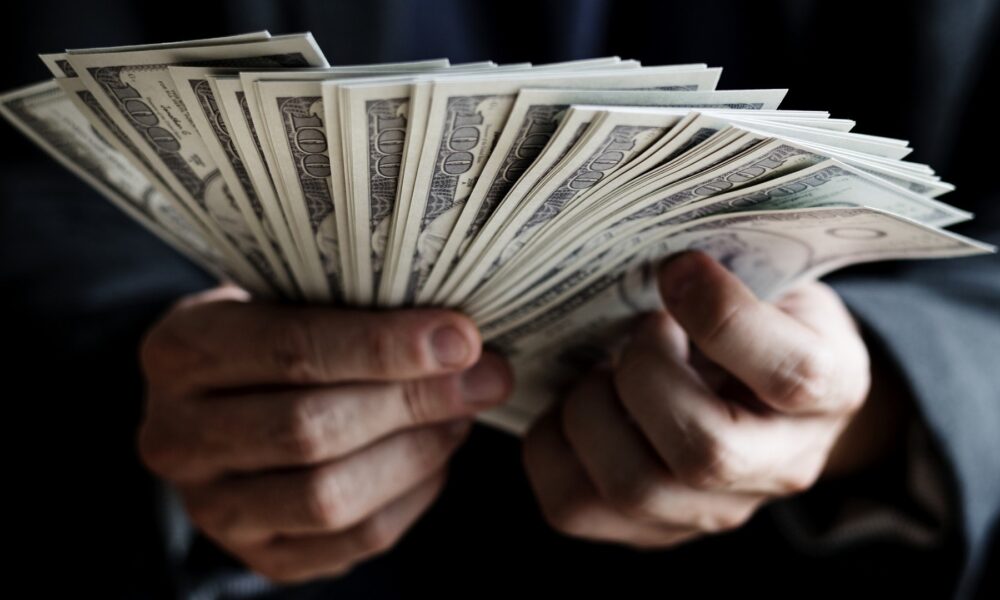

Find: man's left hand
<box><xmin>522</xmin><ymin>251</ymin><xmax>875</xmax><ymax>547</ymax></box>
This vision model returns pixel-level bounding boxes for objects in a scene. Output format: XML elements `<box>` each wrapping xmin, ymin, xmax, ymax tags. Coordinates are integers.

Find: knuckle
<box><xmin>267</xmin><ymin>314</ymin><xmax>324</xmax><ymax>383</ymax></box>
<box><xmin>541</xmin><ymin>496</ymin><xmax>590</xmax><ymax>537</ymax></box>
<box><xmin>139</xmin><ymin>302</ymin><xmax>223</xmax><ymax>386</ymax></box>
<box><xmin>363</xmin><ymin>323</ymin><xmax>408</xmax><ymax>377</ymax></box>
<box><xmin>400</xmin><ymin>380</ymin><xmax>435</xmax><ymax>425</ymax></box>
<box><xmin>672</xmin><ymin>426</ymin><xmax>740</xmax><ymax>491</ymax></box>
<box><xmin>604</xmin><ymin>474</ymin><xmax>664</xmax><ymax>520</ymax></box>
<box><xmin>138</xmin><ymin>319</ymin><xmax>192</xmax><ymax>385</ymax></box>
<box><xmin>281</xmin><ymin>394</ymin><xmax>333</xmax><ymax>463</ymax></box>
<box><xmin>356</xmin><ymin>513</ymin><xmax>401</xmax><ymax>555</ymax></box>
<box><xmin>303</xmin><ymin>468</ymin><xmax>348</xmax><ymax>530</ymax></box>
<box><xmin>768</xmin><ymin>346</ymin><xmax>835</xmax><ymax>410</ymax></box>
<box><xmin>136</xmin><ymin>423</ymin><xmax>183</xmax><ymax>480</ymax></box>
<box><xmin>181</xmin><ymin>491</ymin><xmax>245</xmax><ymax>544</ymax></box>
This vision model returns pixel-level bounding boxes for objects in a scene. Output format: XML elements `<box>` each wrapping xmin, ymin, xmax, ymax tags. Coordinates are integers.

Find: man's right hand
<box><xmin>136</xmin><ymin>284</ymin><xmax>513</xmax><ymax>584</ymax></box>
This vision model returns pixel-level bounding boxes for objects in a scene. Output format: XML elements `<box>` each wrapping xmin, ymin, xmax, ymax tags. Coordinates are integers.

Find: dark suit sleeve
<box><xmin>829</xmin><ymin>242</ymin><xmax>1000</xmax><ymax>596</ymax></box>
<box><xmin>764</xmin><ymin>11</ymin><xmax>1000</xmax><ymax>589</ymax></box>
<box><xmin>763</xmin><ymin>235</ymin><xmax>1000</xmax><ymax>597</ymax></box>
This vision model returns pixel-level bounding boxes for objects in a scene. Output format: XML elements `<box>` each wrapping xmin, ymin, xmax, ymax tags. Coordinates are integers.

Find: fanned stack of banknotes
<box><xmin>2</xmin><ymin>31</ymin><xmax>993</xmax><ymax>434</ymax></box>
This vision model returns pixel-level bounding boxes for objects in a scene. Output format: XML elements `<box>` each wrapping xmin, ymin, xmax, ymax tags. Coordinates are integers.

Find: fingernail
<box><xmin>431</xmin><ymin>325</ymin><xmax>471</xmax><ymax>367</ymax></box>
<box><xmin>460</xmin><ymin>357</ymin><xmax>510</xmax><ymax>404</ymax></box>
<box><xmin>659</xmin><ymin>252</ymin><xmax>702</xmax><ymax>306</ymax></box>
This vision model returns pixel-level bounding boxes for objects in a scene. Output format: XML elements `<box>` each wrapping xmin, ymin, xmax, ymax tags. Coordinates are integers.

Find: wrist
<box><xmin>822</xmin><ymin>318</ymin><xmax>913</xmax><ymax>479</ymax></box>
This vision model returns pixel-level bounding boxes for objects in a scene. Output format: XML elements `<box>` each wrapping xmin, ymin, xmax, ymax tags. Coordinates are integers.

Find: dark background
<box><xmin>2</xmin><ymin>1</ymin><xmax>997</xmax><ymax>598</ymax></box>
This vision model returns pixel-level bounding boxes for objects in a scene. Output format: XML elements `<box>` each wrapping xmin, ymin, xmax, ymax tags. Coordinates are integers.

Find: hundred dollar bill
<box><xmin>472</xmin><ymin>154</ymin><xmax>974</xmax><ymax>321</ymax></box>
<box><xmin>332</xmin><ymin>63</ymin><xmax>558</xmax><ymax>301</ymax></box>
<box><xmin>170</xmin><ymin>66</ymin><xmax>303</xmax><ymax>297</ymax></box>
<box><xmin>208</xmin><ymin>75</ymin><xmax>315</xmax><ymax>293</ymax></box>
<box><xmin>324</xmin><ymin>63</ymin><xmax>551</xmax><ymax>302</ymax></box>
<box><xmin>333</xmin><ymin>64</ymin><xmax>558</xmax><ymax>303</ymax></box>
<box><xmin>227</xmin><ymin>62</ymin><xmax>458</xmax><ymax>299</ymax></box>
<box><xmin>471</xmin><ymin>135</ymin><xmax>824</xmax><ymax>309</ymax></box>
<box><xmin>488</xmin><ymin>206</ymin><xmax>994</xmax><ymax>340</ymax></box>
<box><xmin>256</xmin><ymin>80</ymin><xmax>346</xmax><ymax>301</ymax></box>
<box><xmin>381</xmin><ymin>66</ymin><xmax>723</xmax><ymax>306</ymax></box>
<box><xmin>472</xmin><ymin>207</ymin><xmax>994</xmax><ymax>432</ymax></box>
<box><xmin>38</xmin><ymin>49</ymin><xmax>258</xmax><ymax>278</ymax></box>
<box><xmin>441</xmin><ymin>107</ymin><xmax>845</xmax><ymax>306</ymax></box>
<box><xmin>339</xmin><ymin>82</ymin><xmax>411</xmax><ymax>303</ymax></box>
<box><xmin>37</xmin><ymin>30</ymin><xmax>273</xmax><ymax>77</ymax></box>
<box><xmin>65</xmin><ymin>34</ymin><xmax>329</xmax><ymax>298</ymax></box>
<box><xmin>443</xmin><ymin>107</ymin><xmax>693</xmax><ymax>305</ymax></box>
<box><xmin>721</xmin><ymin>116</ymin><xmax>913</xmax><ymax>159</ymax></box>
<box><xmin>451</xmin><ymin>112</ymin><xmax>771</xmax><ymax>307</ymax></box>
<box><xmin>469</xmin><ymin>124</ymin><xmax>848</xmax><ymax>312</ymax></box>
<box><xmin>0</xmin><ymin>80</ymin><xmax>234</xmax><ymax>285</ymax></box>
<box><xmin>420</xmin><ymin>88</ymin><xmax>788</xmax><ymax>302</ymax></box>
<box><xmin>498</xmin><ymin>109</ymin><xmax>963</xmax><ymax>304</ymax></box>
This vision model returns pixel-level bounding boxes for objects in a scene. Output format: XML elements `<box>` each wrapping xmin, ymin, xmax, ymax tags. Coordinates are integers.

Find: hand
<box><xmin>136</xmin><ymin>284</ymin><xmax>513</xmax><ymax>583</ymax></box>
<box><xmin>522</xmin><ymin>251</ymin><xmax>881</xmax><ymax>548</ymax></box>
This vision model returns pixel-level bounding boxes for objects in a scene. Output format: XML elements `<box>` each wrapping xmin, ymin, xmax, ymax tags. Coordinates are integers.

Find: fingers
<box><xmin>180</xmin><ymin>421</ymin><xmax>471</xmax><ymax>546</ymax></box>
<box><xmin>615</xmin><ymin>313</ymin><xmax>839</xmax><ymax>495</ymax></box>
<box><xmin>239</xmin><ymin>469</ymin><xmax>448</xmax><ymax>584</ymax></box>
<box><xmin>657</xmin><ymin>251</ymin><xmax>862</xmax><ymax>415</ymax></box>
<box><xmin>139</xmin><ymin>353</ymin><xmax>513</xmax><ymax>483</ymax></box>
<box><xmin>523</xmin><ymin>406</ymin><xmax>698</xmax><ymax>548</ymax></box>
<box><xmin>561</xmin><ymin>368</ymin><xmax>766</xmax><ymax>531</ymax></box>
<box><xmin>141</xmin><ymin>300</ymin><xmax>484</xmax><ymax>391</ymax></box>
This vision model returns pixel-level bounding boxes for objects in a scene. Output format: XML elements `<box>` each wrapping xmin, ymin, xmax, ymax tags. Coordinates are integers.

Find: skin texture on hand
<box><xmin>521</xmin><ymin>250</ymin><xmax>898</xmax><ymax>549</ymax></box>
<box><xmin>135</xmin><ymin>284</ymin><xmax>514</xmax><ymax>584</ymax></box>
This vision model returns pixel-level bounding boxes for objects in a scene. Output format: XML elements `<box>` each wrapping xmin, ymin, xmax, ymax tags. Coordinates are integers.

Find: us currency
<box><xmin>471</xmin><ymin>207</ymin><xmax>993</xmax><ymax>432</ymax></box>
<box><xmin>317</xmin><ymin>63</ymin><xmax>540</xmax><ymax>302</ymax></box>
<box><xmin>337</xmin><ymin>82</ymin><xmax>411</xmax><ymax>303</ymax></box>
<box><xmin>755</xmin><ymin>136</ymin><xmax>954</xmax><ymax>197</ymax></box>
<box><xmin>478</xmin><ymin>138</ymin><xmax>824</xmax><ymax>304</ymax></box>
<box><xmin>470</xmin><ymin>125</ymin><xmax>847</xmax><ymax>311</ymax></box>
<box><xmin>464</xmin><ymin>131</ymin><xmax>823</xmax><ymax>312</ymax></box>
<box><xmin>37</xmin><ymin>31</ymin><xmax>274</xmax><ymax>77</ymax></box>
<box><xmin>468</xmin><ymin>130</ymin><xmax>792</xmax><ymax>307</ymax></box>
<box><xmin>170</xmin><ymin>66</ymin><xmax>303</xmax><ymax>297</ymax></box>
<box><xmin>419</xmin><ymin>88</ymin><xmax>788</xmax><ymax>302</ymax></box>
<box><xmin>457</xmin><ymin>117</ymin><xmax>776</xmax><ymax>308</ymax></box>
<box><xmin>471</xmin><ymin>154</ymin><xmax>974</xmax><ymax>322</ymax></box>
<box><xmin>0</xmin><ymin>80</ymin><xmax>232</xmax><ymax>284</ymax></box>
<box><xmin>380</xmin><ymin>65</ymin><xmax>723</xmax><ymax>306</ymax></box>
<box><xmin>234</xmin><ymin>69</ymin><xmax>365</xmax><ymax>291</ymax></box>
<box><xmin>42</xmin><ymin>73</ymin><xmax>253</xmax><ymax>287</ymax></box>
<box><xmin>64</xmin><ymin>34</ymin><xmax>329</xmax><ymax>297</ymax></box>
<box><xmin>38</xmin><ymin>50</ymin><xmax>253</xmax><ymax>278</ymax></box>
<box><xmin>363</xmin><ymin>63</ymin><xmax>594</xmax><ymax>303</ymax></box>
<box><xmin>257</xmin><ymin>80</ymin><xmax>352</xmax><ymax>301</ymax></box>
<box><xmin>332</xmin><ymin>64</ymin><xmax>519</xmax><ymax>303</ymax></box>
<box><xmin>438</xmin><ymin>104</ymin><xmax>818</xmax><ymax>306</ymax></box>
<box><xmin>721</xmin><ymin>116</ymin><xmax>913</xmax><ymax>159</ymax></box>
<box><xmin>208</xmin><ymin>75</ymin><xmax>316</xmax><ymax>292</ymax></box>
<box><xmin>492</xmin><ymin>206</ymin><xmax>993</xmax><ymax>340</ymax></box>
<box><xmin>436</xmin><ymin>107</ymin><xmax>821</xmax><ymax>305</ymax></box>
<box><xmin>441</xmin><ymin>107</ymin><xmax>692</xmax><ymax>306</ymax></box>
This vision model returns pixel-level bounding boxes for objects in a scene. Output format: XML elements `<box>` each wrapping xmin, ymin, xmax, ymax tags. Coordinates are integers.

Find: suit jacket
<box><xmin>2</xmin><ymin>1</ymin><xmax>997</xmax><ymax>598</ymax></box>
